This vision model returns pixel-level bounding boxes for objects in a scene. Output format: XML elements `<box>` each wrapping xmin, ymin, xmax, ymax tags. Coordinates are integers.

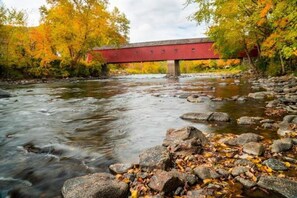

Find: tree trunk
<box><xmin>244</xmin><ymin>47</ymin><xmax>257</xmax><ymax>73</ymax></box>
<box><xmin>279</xmin><ymin>54</ymin><xmax>285</xmax><ymax>74</ymax></box>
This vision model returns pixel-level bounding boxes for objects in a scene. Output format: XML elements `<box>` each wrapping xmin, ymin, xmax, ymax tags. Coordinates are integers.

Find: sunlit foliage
<box><xmin>187</xmin><ymin>0</ymin><xmax>297</xmax><ymax>75</ymax></box>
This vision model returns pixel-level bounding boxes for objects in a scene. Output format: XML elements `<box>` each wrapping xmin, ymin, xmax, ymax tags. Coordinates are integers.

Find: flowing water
<box><xmin>0</xmin><ymin>74</ymin><xmax>278</xmax><ymax>197</ymax></box>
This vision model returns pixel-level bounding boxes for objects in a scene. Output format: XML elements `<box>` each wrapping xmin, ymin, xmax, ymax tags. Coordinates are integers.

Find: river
<box><xmin>0</xmin><ymin>74</ymin><xmax>276</xmax><ymax>197</ymax></box>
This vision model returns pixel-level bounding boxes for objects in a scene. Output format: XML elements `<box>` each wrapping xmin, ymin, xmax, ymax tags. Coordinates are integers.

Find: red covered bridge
<box><xmin>87</xmin><ymin>38</ymin><xmax>251</xmax><ymax>77</ymax></box>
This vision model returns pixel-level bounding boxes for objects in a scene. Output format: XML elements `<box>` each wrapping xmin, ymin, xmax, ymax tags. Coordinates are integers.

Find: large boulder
<box><xmin>148</xmin><ymin>170</ymin><xmax>183</xmax><ymax>194</ymax></box>
<box><xmin>258</xmin><ymin>176</ymin><xmax>297</xmax><ymax>198</ymax></box>
<box><xmin>61</xmin><ymin>173</ymin><xmax>129</xmax><ymax>198</ymax></box>
<box><xmin>225</xmin><ymin>133</ymin><xmax>263</xmax><ymax>146</ymax></box>
<box><xmin>163</xmin><ymin>126</ymin><xmax>208</xmax><ymax>155</ymax></box>
<box><xmin>271</xmin><ymin>138</ymin><xmax>293</xmax><ymax>153</ymax></box>
<box><xmin>180</xmin><ymin>112</ymin><xmax>230</xmax><ymax>122</ymax></box>
<box><xmin>0</xmin><ymin>89</ymin><xmax>11</xmax><ymax>98</ymax></box>
<box><xmin>139</xmin><ymin>145</ymin><xmax>172</xmax><ymax>171</ymax></box>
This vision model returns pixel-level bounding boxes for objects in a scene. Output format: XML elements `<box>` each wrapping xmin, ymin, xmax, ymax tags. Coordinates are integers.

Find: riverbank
<box><xmin>60</xmin><ymin>75</ymin><xmax>297</xmax><ymax>198</ymax></box>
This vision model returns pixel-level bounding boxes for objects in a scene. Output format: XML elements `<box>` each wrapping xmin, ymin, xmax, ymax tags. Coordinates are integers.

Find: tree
<box><xmin>187</xmin><ymin>0</ymin><xmax>297</xmax><ymax>75</ymax></box>
<box><xmin>40</xmin><ymin>0</ymin><xmax>130</xmax><ymax>67</ymax></box>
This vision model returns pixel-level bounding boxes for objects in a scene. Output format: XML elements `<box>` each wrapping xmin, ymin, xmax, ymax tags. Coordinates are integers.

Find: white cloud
<box><xmin>2</xmin><ymin>0</ymin><xmax>46</xmax><ymax>26</ymax></box>
<box><xmin>1</xmin><ymin>0</ymin><xmax>207</xmax><ymax>42</ymax></box>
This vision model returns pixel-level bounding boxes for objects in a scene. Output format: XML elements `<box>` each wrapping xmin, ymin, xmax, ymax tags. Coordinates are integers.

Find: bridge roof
<box><xmin>94</xmin><ymin>37</ymin><xmax>211</xmax><ymax>50</ymax></box>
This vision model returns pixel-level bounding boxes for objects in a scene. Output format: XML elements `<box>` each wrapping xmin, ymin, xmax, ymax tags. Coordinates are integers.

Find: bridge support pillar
<box><xmin>166</xmin><ymin>60</ymin><xmax>180</xmax><ymax>78</ymax></box>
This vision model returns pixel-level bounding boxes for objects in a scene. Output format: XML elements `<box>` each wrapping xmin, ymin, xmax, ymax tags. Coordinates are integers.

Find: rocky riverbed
<box><xmin>60</xmin><ymin>75</ymin><xmax>297</xmax><ymax>198</ymax></box>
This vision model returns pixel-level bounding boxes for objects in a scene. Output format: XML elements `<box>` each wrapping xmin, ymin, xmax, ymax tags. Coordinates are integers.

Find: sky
<box><xmin>1</xmin><ymin>0</ymin><xmax>207</xmax><ymax>43</ymax></box>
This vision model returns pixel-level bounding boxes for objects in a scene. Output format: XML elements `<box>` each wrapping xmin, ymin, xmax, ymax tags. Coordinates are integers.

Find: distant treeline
<box><xmin>111</xmin><ymin>59</ymin><xmax>242</xmax><ymax>74</ymax></box>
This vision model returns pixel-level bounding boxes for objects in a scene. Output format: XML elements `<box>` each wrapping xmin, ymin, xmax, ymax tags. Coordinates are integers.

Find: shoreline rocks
<box><xmin>61</xmin><ymin>173</ymin><xmax>129</xmax><ymax>198</ymax></box>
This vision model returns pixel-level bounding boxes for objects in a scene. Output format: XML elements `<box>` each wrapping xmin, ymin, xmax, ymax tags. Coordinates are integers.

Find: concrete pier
<box><xmin>167</xmin><ymin>60</ymin><xmax>180</xmax><ymax>77</ymax></box>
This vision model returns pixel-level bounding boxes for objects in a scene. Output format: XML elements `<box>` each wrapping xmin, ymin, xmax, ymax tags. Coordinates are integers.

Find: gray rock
<box><xmin>248</xmin><ymin>91</ymin><xmax>274</xmax><ymax>99</ymax></box>
<box><xmin>266</xmin><ymin>100</ymin><xmax>279</xmax><ymax>108</ymax></box>
<box><xmin>271</xmin><ymin>138</ymin><xmax>293</xmax><ymax>153</ymax></box>
<box><xmin>235</xmin><ymin>176</ymin><xmax>256</xmax><ymax>188</ymax></box>
<box><xmin>237</xmin><ymin>116</ymin><xmax>263</xmax><ymax>125</ymax></box>
<box><xmin>262</xmin><ymin>123</ymin><xmax>278</xmax><ymax>130</ymax></box>
<box><xmin>277</xmin><ymin>122</ymin><xmax>296</xmax><ymax>136</ymax></box>
<box><xmin>260</xmin><ymin>119</ymin><xmax>275</xmax><ymax>124</ymax></box>
<box><xmin>216</xmin><ymin>168</ymin><xmax>229</xmax><ymax>177</ymax></box>
<box><xmin>231</xmin><ymin>166</ymin><xmax>249</xmax><ymax>176</ymax></box>
<box><xmin>148</xmin><ymin>170</ymin><xmax>183</xmax><ymax>194</ymax></box>
<box><xmin>61</xmin><ymin>173</ymin><xmax>128</xmax><ymax>198</ymax></box>
<box><xmin>180</xmin><ymin>112</ymin><xmax>212</xmax><ymax>121</ymax></box>
<box><xmin>243</xmin><ymin>142</ymin><xmax>264</xmax><ymax>156</ymax></box>
<box><xmin>234</xmin><ymin>159</ymin><xmax>255</xmax><ymax>167</ymax></box>
<box><xmin>283</xmin><ymin>115</ymin><xmax>297</xmax><ymax>123</ymax></box>
<box><xmin>169</xmin><ymin>169</ymin><xmax>197</xmax><ymax>186</ymax></box>
<box><xmin>187</xmin><ymin>190</ymin><xmax>205</xmax><ymax>198</ymax></box>
<box><xmin>0</xmin><ymin>89</ymin><xmax>11</xmax><ymax>98</ymax></box>
<box><xmin>208</xmin><ymin>112</ymin><xmax>230</xmax><ymax>122</ymax></box>
<box><xmin>263</xmin><ymin>158</ymin><xmax>288</xmax><ymax>171</ymax></box>
<box><xmin>258</xmin><ymin>176</ymin><xmax>297</xmax><ymax>198</ymax></box>
<box><xmin>194</xmin><ymin>166</ymin><xmax>220</xmax><ymax>180</ymax></box>
<box><xmin>180</xmin><ymin>112</ymin><xmax>230</xmax><ymax>122</ymax></box>
<box><xmin>109</xmin><ymin>163</ymin><xmax>134</xmax><ymax>174</ymax></box>
<box><xmin>225</xmin><ymin>133</ymin><xmax>263</xmax><ymax>146</ymax></box>
<box><xmin>187</xmin><ymin>95</ymin><xmax>210</xmax><ymax>103</ymax></box>
<box><xmin>163</xmin><ymin>126</ymin><xmax>208</xmax><ymax>147</ymax></box>
<box><xmin>139</xmin><ymin>145</ymin><xmax>172</xmax><ymax>171</ymax></box>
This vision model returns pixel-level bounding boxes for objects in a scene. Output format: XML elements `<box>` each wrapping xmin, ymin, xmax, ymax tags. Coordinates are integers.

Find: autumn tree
<box><xmin>187</xmin><ymin>0</ymin><xmax>297</xmax><ymax>75</ymax></box>
<box><xmin>40</xmin><ymin>0</ymin><xmax>129</xmax><ymax>68</ymax></box>
<box><xmin>0</xmin><ymin>5</ymin><xmax>29</xmax><ymax>77</ymax></box>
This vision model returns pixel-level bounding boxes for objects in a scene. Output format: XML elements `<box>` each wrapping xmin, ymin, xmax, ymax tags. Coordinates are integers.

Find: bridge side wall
<box><xmin>89</xmin><ymin>42</ymin><xmax>220</xmax><ymax>64</ymax></box>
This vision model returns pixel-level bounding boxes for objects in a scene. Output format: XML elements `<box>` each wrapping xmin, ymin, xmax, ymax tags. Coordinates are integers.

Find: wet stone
<box><xmin>225</xmin><ymin>133</ymin><xmax>263</xmax><ymax>146</ymax></box>
<box><xmin>180</xmin><ymin>112</ymin><xmax>212</xmax><ymax>121</ymax></box>
<box><xmin>234</xmin><ymin>159</ymin><xmax>255</xmax><ymax>167</ymax></box>
<box><xmin>148</xmin><ymin>170</ymin><xmax>183</xmax><ymax>194</ymax></box>
<box><xmin>163</xmin><ymin>126</ymin><xmax>208</xmax><ymax>150</ymax></box>
<box><xmin>237</xmin><ymin>116</ymin><xmax>263</xmax><ymax>125</ymax></box>
<box><xmin>231</xmin><ymin>166</ymin><xmax>249</xmax><ymax>176</ymax></box>
<box><xmin>194</xmin><ymin>166</ymin><xmax>220</xmax><ymax>180</ymax></box>
<box><xmin>139</xmin><ymin>145</ymin><xmax>172</xmax><ymax>171</ymax></box>
<box><xmin>109</xmin><ymin>163</ymin><xmax>133</xmax><ymax>174</ymax></box>
<box><xmin>235</xmin><ymin>176</ymin><xmax>256</xmax><ymax>188</ymax></box>
<box><xmin>243</xmin><ymin>142</ymin><xmax>265</xmax><ymax>156</ymax></box>
<box><xmin>180</xmin><ymin>112</ymin><xmax>230</xmax><ymax>122</ymax></box>
<box><xmin>216</xmin><ymin>168</ymin><xmax>229</xmax><ymax>177</ymax></box>
<box><xmin>271</xmin><ymin>138</ymin><xmax>293</xmax><ymax>153</ymax></box>
<box><xmin>61</xmin><ymin>173</ymin><xmax>129</xmax><ymax>198</ymax></box>
<box><xmin>263</xmin><ymin>158</ymin><xmax>288</xmax><ymax>171</ymax></box>
<box><xmin>258</xmin><ymin>176</ymin><xmax>297</xmax><ymax>198</ymax></box>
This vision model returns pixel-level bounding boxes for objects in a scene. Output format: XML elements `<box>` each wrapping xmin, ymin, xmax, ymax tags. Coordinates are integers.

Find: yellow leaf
<box><xmin>122</xmin><ymin>178</ymin><xmax>130</xmax><ymax>183</ymax></box>
<box><xmin>204</xmin><ymin>152</ymin><xmax>213</xmax><ymax>158</ymax></box>
<box><xmin>131</xmin><ymin>190</ymin><xmax>138</xmax><ymax>198</ymax></box>
<box><xmin>278</xmin><ymin>174</ymin><xmax>286</xmax><ymax>178</ymax></box>
<box><xmin>284</xmin><ymin>162</ymin><xmax>291</xmax><ymax>167</ymax></box>
<box><xmin>203</xmin><ymin>179</ymin><xmax>213</xmax><ymax>184</ymax></box>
